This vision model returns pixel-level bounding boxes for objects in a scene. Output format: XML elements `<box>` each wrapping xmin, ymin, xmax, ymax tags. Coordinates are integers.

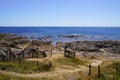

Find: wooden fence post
<box><xmin>88</xmin><ymin>65</ymin><xmax>91</xmax><ymax>76</ymax></box>
<box><xmin>64</xmin><ymin>46</ymin><xmax>67</xmax><ymax>57</ymax></box>
<box><xmin>50</xmin><ymin>49</ymin><xmax>52</xmax><ymax>57</ymax></box>
<box><xmin>116</xmin><ymin>67</ymin><xmax>119</xmax><ymax>80</ymax></box>
<box><xmin>74</xmin><ymin>52</ymin><xmax>75</xmax><ymax>58</ymax></box>
<box><xmin>98</xmin><ymin>65</ymin><xmax>101</xmax><ymax>79</ymax></box>
<box><xmin>36</xmin><ymin>61</ymin><xmax>39</xmax><ymax>66</ymax></box>
<box><xmin>18</xmin><ymin>55</ymin><xmax>21</xmax><ymax>64</ymax></box>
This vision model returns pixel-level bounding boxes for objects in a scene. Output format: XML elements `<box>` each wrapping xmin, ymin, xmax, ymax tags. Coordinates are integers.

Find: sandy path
<box><xmin>0</xmin><ymin>60</ymin><xmax>102</xmax><ymax>78</ymax></box>
<box><xmin>0</xmin><ymin>54</ymin><xmax>103</xmax><ymax>78</ymax></box>
<box><xmin>0</xmin><ymin>66</ymin><xmax>88</xmax><ymax>78</ymax></box>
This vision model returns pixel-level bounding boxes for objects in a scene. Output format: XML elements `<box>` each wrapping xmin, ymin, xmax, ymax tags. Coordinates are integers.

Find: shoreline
<box><xmin>1</xmin><ymin>32</ymin><xmax>120</xmax><ymax>45</ymax></box>
<box><xmin>0</xmin><ymin>33</ymin><xmax>120</xmax><ymax>59</ymax></box>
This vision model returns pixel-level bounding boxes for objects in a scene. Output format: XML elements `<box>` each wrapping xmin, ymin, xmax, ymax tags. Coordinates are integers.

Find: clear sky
<box><xmin>0</xmin><ymin>0</ymin><xmax>120</xmax><ymax>26</ymax></box>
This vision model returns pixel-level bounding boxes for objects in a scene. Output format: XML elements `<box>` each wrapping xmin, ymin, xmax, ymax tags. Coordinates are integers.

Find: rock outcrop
<box><xmin>64</xmin><ymin>41</ymin><xmax>120</xmax><ymax>58</ymax></box>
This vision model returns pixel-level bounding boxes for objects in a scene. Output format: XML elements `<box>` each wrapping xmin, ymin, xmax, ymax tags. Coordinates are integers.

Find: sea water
<box><xmin>0</xmin><ymin>27</ymin><xmax>120</xmax><ymax>45</ymax></box>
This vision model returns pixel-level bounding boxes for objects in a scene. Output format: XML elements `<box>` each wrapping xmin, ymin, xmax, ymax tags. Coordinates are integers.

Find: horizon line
<box><xmin>0</xmin><ymin>26</ymin><xmax>120</xmax><ymax>27</ymax></box>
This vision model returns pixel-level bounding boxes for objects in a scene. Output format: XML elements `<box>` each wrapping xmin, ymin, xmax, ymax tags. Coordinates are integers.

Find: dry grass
<box><xmin>0</xmin><ymin>53</ymin><xmax>120</xmax><ymax>80</ymax></box>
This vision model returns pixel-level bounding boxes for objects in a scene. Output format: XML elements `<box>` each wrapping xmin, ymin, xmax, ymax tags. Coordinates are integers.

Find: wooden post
<box><xmin>98</xmin><ymin>65</ymin><xmax>101</xmax><ymax>79</ymax></box>
<box><xmin>116</xmin><ymin>67</ymin><xmax>119</xmax><ymax>80</ymax></box>
<box><xmin>36</xmin><ymin>61</ymin><xmax>39</xmax><ymax>66</ymax></box>
<box><xmin>43</xmin><ymin>51</ymin><xmax>47</xmax><ymax>57</ymax></box>
<box><xmin>22</xmin><ymin>50</ymin><xmax>24</xmax><ymax>58</ymax></box>
<box><xmin>74</xmin><ymin>52</ymin><xmax>75</xmax><ymax>58</ymax></box>
<box><xmin>50</xmin><ymin>49</ymin><xmax>52</xmax><ymax>57</ymax></box>
<box><xmin>49</xmin><ymin>61</ymin><xmax>52</xmax><ymax>68</ymax></box>
<box><xmin>37</xmin><ymin>52</ymin><xmax>39</xmax><ymax>58</ymax></box>
<box><xmin>64</xmin><ymin>46</ymin><xmax>67</xmax><ymax>57</ymax></box>
<box><xmin>10</xmin><ymin>50</ymin><xmax>12</xmax><ymax>61</ymax></box>
<box><xmin>88</xmin><ymin>65</ymin><xmax>91</xmax><ymax>76</ymax></box>
<box><xmin>18</xmin><ymin>54</ymin><xmax>21</xmax><ymax>64</ymax></box>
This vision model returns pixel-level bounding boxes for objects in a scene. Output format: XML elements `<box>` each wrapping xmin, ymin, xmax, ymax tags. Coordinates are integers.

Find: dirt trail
<box><xmin>0</xmin><ymin>65</ymin><xmax>88</xmax><ymax>78</ymax></box>
<box><xmin>0</xmin><ymin>53</ymin><xmax>88</xmax><ymax>78</ymax></box>
<box><xmin>0</xmin><ymin>54</ymin><xmax>103</xmax><ymax>78</ymax></box>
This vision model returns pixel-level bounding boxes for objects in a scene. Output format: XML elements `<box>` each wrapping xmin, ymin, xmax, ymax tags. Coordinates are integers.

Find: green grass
<box><xmin>53</xmin><ymin>57</ymin><xmax>88</xmax><ymax>67</ymax></box>
<box><xmin>1</xmin><ymin>58</ymin><xmax>120</xmax><ymax>80</ymax></box>
<box><xmin>0</xmin><ymin>73</ymin><xmax>36</xmax><ymax>80</ymax></box>
<box><xmin>104</xmin><ymin>61</ymin><xmax>120</xmax><ymax>79</ymax></box>
<box><xmin>96</xmin><ymin>61</ymin><xmax>120</xmax><ymax>80</ymax></box>
<box><xmin>0</xmin><ymin>73</ymin><xmax>55</xmax><ymax>80</ymax></box>
<box><xmin>107</xmin><ymin>61</ymin><xmax>120</xmax><ymax>68</ymax></box>
<box><xmin>0</xmin><ymin>60</ymin><xmax>52</xmax><ymax>73</ymax></box>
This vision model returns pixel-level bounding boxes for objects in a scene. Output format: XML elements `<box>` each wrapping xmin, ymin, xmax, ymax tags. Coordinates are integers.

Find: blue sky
<box><xmin>0</xmin><ymin>0</ymin><xmax>120</xmax><ymax>26</ymax></box>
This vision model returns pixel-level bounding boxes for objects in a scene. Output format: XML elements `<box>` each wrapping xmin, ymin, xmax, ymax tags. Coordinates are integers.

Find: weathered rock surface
<box><xmin>64</xmin><ymin>41</ymin><xmax>120</xmax><ymax>57</ymax></box>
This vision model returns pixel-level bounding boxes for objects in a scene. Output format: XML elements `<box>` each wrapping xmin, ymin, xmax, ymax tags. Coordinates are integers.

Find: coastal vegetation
<box><xmin>54</xmin><ymin>57</ymin><xmax>88</xmax><ymax>67</ymax></box>
<box><xmin>0</xmin><ymin>58</ymin><xmax>120</xmax><ymax>80</ymax></box>
<box><xmin>0</xmin><ymin>60</ymin><xmax>52</xmax><ymax>73</ymax></box>
<box><xmin>0</xmin><ymin>33</ymin><xmax>120</xmax><ymax>80</ymax></box>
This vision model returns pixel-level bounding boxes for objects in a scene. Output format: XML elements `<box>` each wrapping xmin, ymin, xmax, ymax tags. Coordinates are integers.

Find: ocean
<box><xmin>0</xmin><ymin>27</ymin><xmax>120</xmax><ymax>45</ymax></box>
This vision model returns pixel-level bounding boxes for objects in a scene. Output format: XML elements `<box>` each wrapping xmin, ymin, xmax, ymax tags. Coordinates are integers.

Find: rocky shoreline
<box><xmin>0</xmin><ymin>33</ymin><xmax>120</xmax><ymax>61</ymax></box>
<box><xmin>0</xmin><ymin>33</ymin><xmax>52</xmax><ymax>61</ymax></box>
<box><xmin>63</xmin><ymin>40</ymin><xmax>120</xmax><ymax>58</ymax></box>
